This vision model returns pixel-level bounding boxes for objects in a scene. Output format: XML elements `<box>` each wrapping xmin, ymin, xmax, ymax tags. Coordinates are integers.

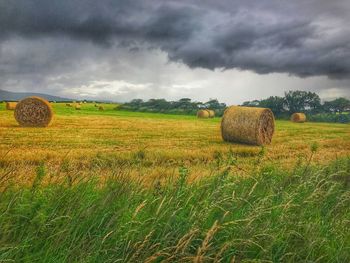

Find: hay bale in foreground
<box><xmin>14</xmin><ymin>97</ymin><xmax>53</xmax><ymax>127</ymax></box>
<box><xmin>197</xmin><ymin>109</ymin><xmax>210</xmax><ymax>118</ymax></box>
<box><xmin>6</xmin><ymin>102</ymin><xmax>17</xmax><ymax>110</ymax></box>
<box><xmin>207</xmin><ymin>110</ymin><xmax>215</xmax><ymax>118</ymax></box>
<box><xmin>291</xmin><ymin>113</ymin><xmax>306</xmax><ymax>123</ymax></box>
<box><xmin>221</xmin><ymin>106</ymin><xmax>275</xmax><ymax>146</ymax></box>
<box><xmin>75</xmin><ymin>105</ymin><xmax>81</xmax><ymax>110</ymax></box>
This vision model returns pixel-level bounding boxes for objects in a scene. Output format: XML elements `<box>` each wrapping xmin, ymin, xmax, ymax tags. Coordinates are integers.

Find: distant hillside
<box><xmin>0</xmin><ymin>89</ymin><xmax>73</xmax><ymax>102</ymax></box>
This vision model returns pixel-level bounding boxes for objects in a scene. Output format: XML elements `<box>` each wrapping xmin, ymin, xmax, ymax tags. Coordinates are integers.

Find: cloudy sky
<box><xmin>0</xmin><ymin>0</ymin><xmax>349</xmax><ymax>104</ymax></box>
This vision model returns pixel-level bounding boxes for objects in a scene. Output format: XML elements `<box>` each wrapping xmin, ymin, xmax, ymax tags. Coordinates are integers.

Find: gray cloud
<box><xmin>1</xmin><ymin>0</ymin><xmax>350</xmax><ymax>78</ymax></box>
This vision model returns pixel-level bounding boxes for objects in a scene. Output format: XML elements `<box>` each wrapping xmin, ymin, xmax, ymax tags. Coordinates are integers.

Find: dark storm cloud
<box><xmin>0</xmin><ymin>0</ymin><xmax>350</xmax><ymax>78</ymax></box>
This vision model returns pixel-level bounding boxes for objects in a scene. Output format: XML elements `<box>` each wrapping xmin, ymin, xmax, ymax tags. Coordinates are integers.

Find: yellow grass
<box><xmin>0</xmin><ymin>103</ymin><xmax>349</xmax><ymax>186</ymax></box>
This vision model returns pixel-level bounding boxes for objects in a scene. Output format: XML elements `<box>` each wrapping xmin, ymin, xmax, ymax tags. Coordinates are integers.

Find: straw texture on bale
<box><xmin>6</xmin><ymin>102</ymin><xmax>17</xmax><ymax>110</ymax></box>
<box><xmin>207</xmin><ymin>110</ymin><xmax>215</xmax><ymax>118</ymax></box>
<box><xmin>221</xmin><ymin>106</ymin><xmax>275</xmax><ymax>146</ymax></box>
<box><xmin>197</xmin><ymin>109</ymin><xmax>210</xmax><ymax>118</ymax></box>
<box><xmin>14</xmin><ymin>97</ymin><xmax>53</xmax><ymax>127</ymax></box>
<box><xmin>291</xmin><ymin>113</ymin><xmax>306</xmax><ymax>123</ymax></box>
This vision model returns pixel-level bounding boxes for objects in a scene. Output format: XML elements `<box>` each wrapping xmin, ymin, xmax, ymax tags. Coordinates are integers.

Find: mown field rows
<box><xmin>0</xmin><ymin>103</ymin><xmax>349</xmax><ymax>186</ymax></box>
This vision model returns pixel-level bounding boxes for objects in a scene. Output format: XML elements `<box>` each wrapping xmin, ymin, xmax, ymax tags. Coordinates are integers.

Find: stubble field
<box><xmin>0</xmin><ymin>102</ymin><xmax>349</xmax><ymax>185</ymax></box>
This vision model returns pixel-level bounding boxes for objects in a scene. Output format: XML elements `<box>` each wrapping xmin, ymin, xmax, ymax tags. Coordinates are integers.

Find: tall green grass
<box><xmin>0</xmin><ymin>156</ymin><xmax>349</xmax><ymax>262</ymax></box>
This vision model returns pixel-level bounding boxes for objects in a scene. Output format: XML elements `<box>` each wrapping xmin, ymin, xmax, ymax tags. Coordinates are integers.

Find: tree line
<box><xmin>242</xmin><ymin>90</ymin><xmax>350</xmax><ymax>116</ymax></box>
<box><xmin>119</xmin><ymin>91</ymin><xmax>350</xmax><ymax>123</ymax></box>
<box><xmin>120</xmin><ymin>98</ymin><xmax>227</xmax><ymax>115</ymax></box>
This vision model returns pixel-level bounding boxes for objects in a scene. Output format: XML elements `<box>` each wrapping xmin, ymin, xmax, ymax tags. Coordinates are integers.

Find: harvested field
<box><xmin>0</xmin><ymin>102</ymin><xmax>349</xmax><ymax>186</ymax></box>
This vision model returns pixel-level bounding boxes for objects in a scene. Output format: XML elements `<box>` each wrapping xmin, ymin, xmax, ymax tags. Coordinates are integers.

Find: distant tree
<box><xmin>242</xmin><ymin>100</ymin><xmax>260</xmax><ymax>107</ymax></box>
<box><xmin>307</xmin><ymin>92</ymin><xmax>322</xmax><ymax>113</ymax></box>
<box><xmin>204</xmin><ymin>99</ymin><xmax>226</xmax><ymax>112</ymax></box>
<box><xmin>145</xmin><ymin>99</ymin><xmax>170</xmax><ymax>110</ymax></box>
<box><xmin>129</xmin><ymin>99</ymin><xmax>144</xmax><ymax>106</ymax></box>
<box><xmin>284</xmin><ymin>90</ymin><xmax>321</xmax><ymax>113</ymax></box>
<box><xmin>259</xmin><ymin>96</ymin><xmax>286</xmax><ymax>115</ymax></box>
<box><xmin>323</xmin><ymin>98</ymin><xmax>350</xmax><ymax>113</ymax></box>
<box><xmin>178</xmin><ymin>98</ymin><xmax>192</xmax><ymax>103</ymax></box>
<box><xmin>175</xmin><ymin>98</ymin><xmax>194</xmax><ymax>110</ymax></box>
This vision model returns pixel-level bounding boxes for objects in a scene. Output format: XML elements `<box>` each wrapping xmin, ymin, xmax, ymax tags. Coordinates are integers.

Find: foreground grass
<box><xmin>0</xmin><ymin>156</ymin><xmax>349</xmax><ymax>262</ymax></box>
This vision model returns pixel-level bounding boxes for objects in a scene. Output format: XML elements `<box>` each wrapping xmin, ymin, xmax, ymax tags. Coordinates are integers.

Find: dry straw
<box><xmin>221</xmin><ymin>106</ymin><xmax>275</xmax><ymax>146</ymax></box>
<box><xmin>291</xmin><ymin>113</ymin><xmax>306</xmax><ymax>123</ymax></box>
<box><xmin>207</xmin><ymin>110</ymin><xmax>215</xmax><ymax>118</ymax></box>
<box><xmin>14</xmin><ymin>96</ymin><xmax>53</xmax><ymax>127</ymax></box>
<box><xmin>6</xmin><ymin>102</ymin><xmax>17</xmax><ymax>110</ymax></box>
<box><xmin>197</xmin><ymin>109</ymin><xmax>210</xmax><ymax>118</ymax></box>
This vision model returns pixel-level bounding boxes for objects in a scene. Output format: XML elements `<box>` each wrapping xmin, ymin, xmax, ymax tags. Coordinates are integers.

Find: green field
<box><xmin>0</xmin><ymin>102</ymin><xmax>349</xmax><ymax>262</ymax></box>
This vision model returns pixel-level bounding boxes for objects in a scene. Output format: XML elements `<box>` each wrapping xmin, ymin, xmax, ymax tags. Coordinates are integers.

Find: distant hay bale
<box><xmin>207</xmin><ymin>110</ymin><xmax>215</xmax><ymax>118</ymax></box>
<box><xmin>6</xmin><ymin>102</ymin><xmax>17</xmax><ymax>110</ymax></box>
<box><xmin>75</xmin><ymin>105</ymin><xmax>81</xmax><ymax>110</ymax></box>
<box><xmin>94</xmin><ymin>104</ymin><xmax>99</xmax><ymax>107</ymax></box>
<box><xmin>221</xmin><ymin>106</ymin><xmax>275</xmax><ymax>146</ymax></box>
<box><xmin>197</xmin><ymin>109</ymin><xmax>210</xmax><ymax>118</ymax></box>
<box><xmin>14</xmin><ymin>97</ymin><xmax>53</xmax><ymax>127</ymax></box>
<box><xmin>291</xmin><ymin>113</ymin><xmax>306</xmax><ymax>123</ymax></box>
<box><xmin>66</xmin><ymin>103</ymin><xmax>72</xmax><ymax>107</ymax></box>
<box><xmin>99</xmin><ymin>106</ymin><xmax>105</xmax><ymax>111</ymax></box>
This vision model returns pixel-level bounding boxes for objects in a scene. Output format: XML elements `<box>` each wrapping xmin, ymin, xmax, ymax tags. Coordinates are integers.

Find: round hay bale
<box><xmin>99</xmin><ymin>106</ymin><xmax>105</xmax><ymax>111</ymax></box>
<box><xmin>207</xmin><ymin>110</ymin><xmax>215</xmax><ymax>118</ymax></box>
<box><xmin>75</xmin><ymin>105</ymin><xmax>81</xmax><ymax>110</ymax></box>
<box><xmin>66</xmin><ymin>103</ymin><xmax>72</xmax><ymax>107</ymax></box>
<box><xmin>221</xmin><ymin>106</ymin><xmax>275</xmax><ymax>146</ymax></box>
<box><xmin>14</xmin><ymin>97</ymin><xmax>53</xmax><ymax>127</ymax></box>
<box><xmin>197</xmin><ymin>109</ymin><xmax>210</xmax><ymax>118</ymax></box>
<box><xmin>6</xmin><ymin>102</ymin><xmax>17</xmax><ymax>110</ymax></box>
<box><xmin>291</xmin><ymin>113</ymin><xmax>306</xmax><ymax>123</ymax></box>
